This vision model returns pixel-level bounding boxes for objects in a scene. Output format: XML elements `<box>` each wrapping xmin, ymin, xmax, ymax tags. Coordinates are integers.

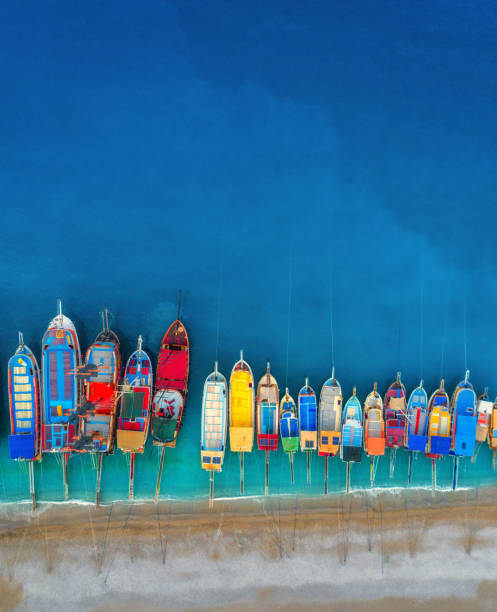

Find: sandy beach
<box><xmin>1</xmin><ymin>488</ymin><xmax>497</xmax><ymax>610</ymax></box>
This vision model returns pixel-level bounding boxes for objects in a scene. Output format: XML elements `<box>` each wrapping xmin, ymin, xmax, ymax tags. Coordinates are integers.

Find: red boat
<box><xmin>151</xmin><ymin>318</ymin><xmax>189</xmax><ymax>448</ymax></box>
<box><xmin>384</xmin><ymin>372</ymin><xmax>407</xmax><ymax>448</ymax></box>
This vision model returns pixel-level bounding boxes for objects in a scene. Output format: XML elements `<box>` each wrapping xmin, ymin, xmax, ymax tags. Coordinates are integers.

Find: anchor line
<box><xmin>419</xmin><ymin>262</ymin><xmax>424</xmax><ymax>381</ymax></box>
<box><xmin>284</xmin><ymin>253</ymin><xmax>293</xmax><ymax>389</ymax></box>
<box><xmin>440</xmin><ymin>281</ymin><xmax>450</xmax><ymax>380</ymax></box>
<box><xmin>329</xmin><ymin>263</ymin><xmax>335</xmax><ymax>371</ymax></box>
<box><xmin>463</xmin><ymin>279</ymin><xmax>468</xmax><ymax>373</ymax></box>
<box><xmin>215</xmin><ymin>262</ymin><xmax>224</xmax><ymax>364</ymax></box>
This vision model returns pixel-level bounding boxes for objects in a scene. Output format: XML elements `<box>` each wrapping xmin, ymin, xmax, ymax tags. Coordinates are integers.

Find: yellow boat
<box><xmin>318</xmin><ymin>369</ymin><xmax>342</xmax><ymax>457</ymax></box>
<box><xmin>489</xmin><ymin>398</ymin><xmax>497</xmax><ymax>452</ymax></box>
<box><xmin>426</xmin><ymin>380</ymin><xmax>451</xmax><ymax>458</ymax></box>
<box><xmin>229</xmin><ymin>351</ymin><xmax>254</xmax><ymax>453</ymax></box>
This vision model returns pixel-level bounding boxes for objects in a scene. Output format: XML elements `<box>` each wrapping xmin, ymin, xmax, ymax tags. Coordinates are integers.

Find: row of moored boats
<box><xmin>8</xmin><ymin>301</ymin><xmax>496</xmax><ymax>510</ymax></box>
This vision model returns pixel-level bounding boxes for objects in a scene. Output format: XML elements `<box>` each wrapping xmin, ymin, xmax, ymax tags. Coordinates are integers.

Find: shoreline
<box><xmin>2</xmin><ymin>487</ymin><xmax>497</xmax><ymax>610</ymax></box>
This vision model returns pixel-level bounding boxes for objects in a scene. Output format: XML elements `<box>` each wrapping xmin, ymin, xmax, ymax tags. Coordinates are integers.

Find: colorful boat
<box><xmin>229</xmin><ymin>351</ymin><xmax>254</xmax><ymax>453</ymax></box>
<box><xmin>117</xmin><ymin>336</ymin><xmax>153</xmax><ymax>455</ymax></box>
<box><xmin>450</xmin><ymin>370</ymin><xmax>477</xmax><ymax>457</ymax></box>
<box><xmin>116</xmin><ymin>335</ymin><xmax>153</xmax><ymax>499</ymax></box>
<box><xmin>151</xmin><ymin>318</ymin><xmax>189</xmax><ymax>448</ymax></box>
<box><xmin>363</xmin><ymin>383</ymin><xmax>385</xmax><ymax>457</ymax></box>
<box><xmin>8</xmin><ymin>332</ymin><xmax>41</xmax><ymax>462</ymax></box>
<box><xmin>489</xmin><ymin>399</ymin><xmax>497</xmax><ymax>465</ymax></box>
<box><xmin>406</xmin><ymin>381</ymin><xmax>429</xmax><ymax>453</ymax></box>
<box><xmin>41</xmin><ymin>300</ymin><xmax>81</xmax><ymax>454</ymax></box>
<box><xmin>73</xmin><ymin>309</ymin><xmax>121</xmax><ymax>454</ymax></box>
<box><xmin>426</xmin><ymin>379</ymin><xmax>451</xmax><ymax>458</ymax></box>
<box><xmin>341</xmin><ymin>388</ymin><xmax>362</xmax><ymax>463</ymax></box>
<box><xmin>318</xmin><ymin>370</ymin><xmax>342</xmax><ymax>457</ymax></box>
<box><xmin>201</xmin><ymin>362</ymin><xmax>228</xmax><ymax>471</ymax></box>
<box><xmin>280</xmin><ymin>389</ymin><xmax>299</xmax><ymax>453</ymax></box>
<box><xmin>384</xmin><ymin>372</ymin><xmax>407</xmax><ymax>448</ymax></box>
<box><xmin>229</xmin><ymin>351</ymin><xmax>254</xmax><ymax>493</ymax></box>
<box><xmin>256</xmin><ymin>363</ymin><xmax>279</xmax><ymax>451</ymax></box>
<box><xmin>476</xmin><ymin>388</ymin><xmax>492</xmax><ymax>444</ymax></box>
<box><xmin>298</xmin><ymin>378</ymin><xmax>317</xmax><ymax>452</ymax></box>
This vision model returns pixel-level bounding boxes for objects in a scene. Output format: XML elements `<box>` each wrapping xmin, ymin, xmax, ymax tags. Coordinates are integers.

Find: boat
<box><xmin>116</xmin><ymin>335</ymin><xmax>153</xmax><ymax>499</ymax></box>
<box><xmin>363</xmin><ymin>382</ymin><xmax>385</xmax><ymax>458</ymax></box>
<box><xmin>298</xmin><ymin>378</ymin><xmax>317</xmax><ymax>452</ymax></box>
<box><xmin>229</xmin><ymin>351</ymin><xmax>254</xmax><ymax>493</ymax></box>
<box><xmin>201</xmin><ymin>362</ymin><xmax>228</xmax><ymax>471</ymax></box>
<box><xmin>151</xmin><ymin>318</ymin><xmax>189</xmax><ymax>448</ymax></box>
<box><xmin>426</xmin><ymin>379</ymin><xmax>451</xmax><ymax>458</ymax></box>
<box><xmin>201</xmin><ymin>362</ymin><xmax>228</xmax><ymax>507</ymax></box>
<box><xmin>256</xmin><ymin>363</ymin><xmax>279</xmax><ymax>495</ymax></box>
<box><xmin>450</xmin><ymin>370</ymin><xmax>477</xmax><ymax>458</ymax></box>
<box><xmin>8</xmin><ymin>332</ymin><xmax>41</xmax><ymax>461</ymax></box>
<box><xmin>73</xmin><ymin>309</ymin><xmax>121</xmax><ymax>455</ymax></box>
<box><xmin>318</xmin><ymin>369</ymin><xmax>342</xmax><ymax>457</ymax></box>
<box><xmin>280</xmin><ymin>387</ymin><xmax>299</xmax><ymax>482</ymax></box>
<box><xmin>298</xmin><ymin>377</ymin><xmax>317</xmax><ymax>484</ymax></box>
<box><xmin>475</xmin><ymin>388</ymin><xmax>492</xmax><ymax>444</ymax></box>
<box><xmin>384</xmin><ymin>372</ymin><xmax>407</xmax><ymax>448</ymax></box>
<box><xmin>256</xmin><ymin>363</ymin><xmax>279</xmax><ymax>452</ymax></box>
<box><xmin>41</xmin><ymin>300</ymin><xmax>81</xmax><ymax>454</ymax></box>
<box><xmin>406</xmin><ymin>381</ymin><xmax>429</xmax><ymax>453</ymax></box>
<box><xmin>8</xmin><ymin>332</ymin><xmax>41</xmax><ymax>509</ymax></box>
<box><xmin>340</xmin><ymin>388</ymin><xmax>363</xmax><ymax>464</ymax></box>
<box><xmin>489</xmin><ymin>398</ymin><xmax>497</xmax><ymax>467</ymax></box>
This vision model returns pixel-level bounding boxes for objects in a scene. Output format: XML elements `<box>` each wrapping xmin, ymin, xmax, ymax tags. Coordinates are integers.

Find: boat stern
<box><xmin>300</xmin><ymin>430</ymin><xmax>317</xmax><ymax>452</ymax></box>
<box><xmin>257</xmin><ymin>433</ymin><xmax>278</xmax><ymax>451</ymax></box>
<box><xmin>116</xmin><ymin>429</ymin><xmax>146</xmax><ymax>453</ymax></box>
<box><xmin>229</xmin><ymin>426</ymin><xmax>253</xmax><ymax>452</ymax></box>
<box><xmin>318</xmin><ymin>430</ymin><xmax>340</xmax><ymax>456</ymax></box>
<box><xmin>201</xmin><ymin>450</ymin><xmax>224</xmax><ymax>471</ymax></box>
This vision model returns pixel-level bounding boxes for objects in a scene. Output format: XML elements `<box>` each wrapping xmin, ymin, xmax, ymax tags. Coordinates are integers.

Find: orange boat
<box><xmin>364</xmin><ymin>383</ymin><xmax>385</xmax><ymax>486</ymax></box>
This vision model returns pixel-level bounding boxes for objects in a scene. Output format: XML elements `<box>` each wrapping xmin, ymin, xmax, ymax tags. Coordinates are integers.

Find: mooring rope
<box><xmin>440</xmin><ymin>282</ymin><xmax>450</xmax><ymax>380</ymax></box>
<box><xmin>285</xmin><ymin>253</ymin><xmax>293</xmax><ymax>390</ymax></box>
<box><xmin>463</xmin><ymin>277</ymin><xmax>468</xmax><ymax>372</ymax></box>
<box><xmin>419</xmin><ymin>260</ymin><xmax>424</xmax><ymax>381</ymax></box>
<box><xmin>215</xmin><ymin>262</ymin><xmax>224</xmax><ymax>364</ymax></box>
<box><xmin>329</xmin><ymin>263</ymin><xmax>335</xmax><ymax>371</ymax></box>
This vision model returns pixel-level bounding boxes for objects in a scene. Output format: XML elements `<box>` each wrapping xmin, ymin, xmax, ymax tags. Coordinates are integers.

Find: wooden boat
<box><xmin>116</xmin><ymin>335</ymin><xmax>153</xmax><ymax>499</ymax></box>
<box><xmin>280</xmin><ymin>389</ymin><xmax>299</xmax><ymax>453</ymax></box>
<box><xmin>406</xmin><ymin>381</ymin><xmax>429</xmax><ymax>453</ymax></box>
<box><xmin>450</xmin><ymin>370</ymin><xmax>477</xmax><ymax>458</ymax></box>
<box><xmin>280</xmin><ymin>388</ymin><xmax>299</xmax><ymax>483</ymax></box>
<box><xmin>41</xmin><ymin>300</ymin><xmax>81</xmax><ymax>456</ymax></box>
<box><xmin>73</xmin><ymin>309</ymin><xmax>121</xmax><ymax>456</ymax></box>
<box><xmin>8</xmin><ymin>332</ymin><xmax>41</xmax><ymax>509</ymax></box>
<box><xmin>256</xmin><ymin>363</ymin><xmax>279</xmax><ymax>451</ymax></box>
<box><xmin>201</xmin><ymin>362</ymin><xmax>228</xmax><ymax>471</ymax></box>
<box><xmin>340</xmin><ymin>388</ymin><xmax>363</xmax><ymax>464</ymax></box>
<box><xmin>475</xmin><ymin>389</ymin><xmax>492</xmax><ymax>443</ymax></box>
<box><xmin>298</xmin><ymin>378</ymin><xmax>317</xmax><ymax>452</ymax></box>
<box><xmin>384</xmin><ymin>373</ymin><xmax>407</xmax><ymax>448</ymax></box>
<box><xmin>8</xmin><ymin>332</ymin><xmax>41</xmax><ymax>461</ymax></box>
<box><xmin>318</xmin><ymin>369</ymin><xmax>342</xmax><ymax>457</ymax></box>
<box><xmin>229</xmin><ymin>351</ymin><xmax>254</xmax><ymax>493</ymax></box>
<box><xmin>363</xmin><ymin>383</ymin><xmax>385</xmax><ymax>457</ymax></box>
<box><xmin>489</xmin><ymin>399</ymin><xmax>497</xmax><ymax>466</ymax></box>
<box><xmin>426</xmin><ymin>380</ymin><xmax>451</xmax><ymax>458</ymax></box>
<box><xmin>151</xmin><ymin>318</ymin><xmax>189</xmax><ymax>448</ymax></box>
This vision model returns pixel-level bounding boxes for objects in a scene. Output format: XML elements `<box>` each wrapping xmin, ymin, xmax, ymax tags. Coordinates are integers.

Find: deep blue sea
<box><xmin>1</xmin><ymin>1</ymin><xmax>497</xmax><ymax>504</ymax></box>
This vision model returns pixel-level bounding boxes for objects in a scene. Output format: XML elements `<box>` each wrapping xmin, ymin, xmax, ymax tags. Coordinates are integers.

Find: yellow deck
<box><xmin>229</xmin><ymin>370</ymin><xmax>254</xmax><ymax>452</ymax></box>
<box><xmin>201</xmin><ymin>450</ymin><xmax>224</xmax><ymax>472</ymax></box>
<box><xmin>428</xmin><ymin>407</ymin><xmax>451</xmax><ymax>438</ymax></box>
<box><xmin>300</xmin><ymin>430</ymin><xmax>317</xmax><ymax>451</ymax></box>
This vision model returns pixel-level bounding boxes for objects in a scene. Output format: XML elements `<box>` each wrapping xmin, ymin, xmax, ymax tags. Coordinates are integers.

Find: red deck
<box><xmin>257</xmin><ymin>433</ymin><xmax>278</xmax><ymax>451</ymax></box>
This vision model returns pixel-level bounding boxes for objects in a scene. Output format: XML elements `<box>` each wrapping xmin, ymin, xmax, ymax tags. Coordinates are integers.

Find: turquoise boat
<box><xmin>340</xmin><ymin>388</ymin><xmax>362</xmax><ymax>463</ymax></box>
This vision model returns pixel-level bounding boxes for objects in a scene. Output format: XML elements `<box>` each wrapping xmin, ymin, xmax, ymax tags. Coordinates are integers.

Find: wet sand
<box><xmin>1</xmin><ymin>488</ymin><xmax>497</xmax><ymax>610</ymax></box>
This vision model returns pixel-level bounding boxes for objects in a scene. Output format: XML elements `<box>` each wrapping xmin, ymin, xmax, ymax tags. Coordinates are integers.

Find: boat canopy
<box><xmin>299</xmin><ymin>395</ymin><xmax>317</xmax><ymax>431</ymax></box>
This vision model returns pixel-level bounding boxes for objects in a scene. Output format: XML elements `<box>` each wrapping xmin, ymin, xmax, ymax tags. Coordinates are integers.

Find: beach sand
<box><xmin>1</xmin><ymin>488</ymin><xmax>497</xmax><ymax>611</ymax></box>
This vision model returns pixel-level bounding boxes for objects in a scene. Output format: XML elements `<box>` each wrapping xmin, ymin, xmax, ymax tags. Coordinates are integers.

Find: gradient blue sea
<box><xmin>1</xmin><ymin>1</ymin><xmax>497</xmax><ymax>504</ymax></box>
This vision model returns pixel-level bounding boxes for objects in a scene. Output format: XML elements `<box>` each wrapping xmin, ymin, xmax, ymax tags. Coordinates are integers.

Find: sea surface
<box><xmin>1</xmin><ymin>1</ymin><xmax>497</xmax><ymax>504</ymax></box>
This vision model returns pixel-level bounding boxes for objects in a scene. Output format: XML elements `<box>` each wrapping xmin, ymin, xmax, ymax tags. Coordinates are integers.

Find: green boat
<box><xmin>280</xmin><ymin>388</ymin><xmax>299</xmax><ymax>453</ymax></box>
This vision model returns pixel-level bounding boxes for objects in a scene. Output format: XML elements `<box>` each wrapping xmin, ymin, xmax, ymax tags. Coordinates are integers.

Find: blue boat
<box><xmin>406</xmin><ymin>381</ymin><xmax>429</xmax><ymax>453</ymax></box>
<box><xmin>340</xmin><ymin>388</ymin><xmax>362</xmax><ymax>464</ymax></box>
<box><xmin>298</xmin><ymin>378</ymin><xmax>317</xmax><ymax>452</ymax></box>
<box><xmin>451</xmin><ymin>370</ymin><xmax>477</xmax><ymax>457</ymax></box>
<box><xmin>41</xmin><ymin>300</ymin><xmax>81</xmax><ymax>454</ymax></box>
<box><xmin>8</xmin><ymin>332</ymin><xmax>41</xmax><ymax>462</ymax></box>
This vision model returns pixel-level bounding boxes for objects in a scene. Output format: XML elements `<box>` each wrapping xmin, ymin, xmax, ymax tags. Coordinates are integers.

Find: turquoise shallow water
<box><xmin>1</xmin><ymin>1</ymin><xmax>497</xmax><ymax>503</ymax></box>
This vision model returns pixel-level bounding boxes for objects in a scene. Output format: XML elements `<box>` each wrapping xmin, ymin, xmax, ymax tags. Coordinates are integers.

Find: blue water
<box><xmin>1</xmin><ymin>1</ymin><xmax>497</xmax><ymax>504</ymax></box>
